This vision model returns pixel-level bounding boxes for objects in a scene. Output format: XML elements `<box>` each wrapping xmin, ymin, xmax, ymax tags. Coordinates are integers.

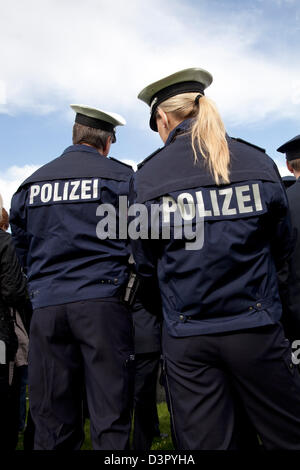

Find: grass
<box><xmin>80</xmin><ymin>401</ymin><xmax>174</xmax><ymax>451</ymax></box>
<box><xmin>16</xmin><ymin>401</ymin><xmax>174</xmax><ymax>451</ymax></box>
<box><xmin>150</xmin><ymin>402</ymin><xmax>174</xmax><ymax>451</ymax></box>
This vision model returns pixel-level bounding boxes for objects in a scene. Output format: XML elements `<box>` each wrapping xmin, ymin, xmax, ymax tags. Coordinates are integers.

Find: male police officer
<box><xmin>10</xmin><ymin>105</ymin><xmax>134</xmax><ymax>450</ymax></box>
<box><xmin>277</xmin><ymin>136</ymin><xmax>300</xmax><ymax>341</ymax></box>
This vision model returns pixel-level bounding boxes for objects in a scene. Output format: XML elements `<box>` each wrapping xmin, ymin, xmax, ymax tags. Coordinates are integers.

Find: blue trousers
<box><xmin>163</xmin><ymin>322</ymin><xmax>300</xmax><ymax>450</ymax></box>
<box><xmin>132</xmin><ymin>351</ymin><xmax>161</xmax><ymax>450</ymax></box>
<box><xmin>28</xmin><ymin>298</ymin><xmax>134</xmax><ymax>450</ymax></box>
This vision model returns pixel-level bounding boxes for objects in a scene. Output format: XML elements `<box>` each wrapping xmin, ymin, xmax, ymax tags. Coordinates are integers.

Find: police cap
<box><xmin>277</xmin><ymin>135</ymin><xmax>300</xmax><ymax>162</ymax></box>
<box><xmin>70</xmin><ymin>104</ymin><xmax>126</xmax><ymax>143</ymax></box>
<box><xmin>137</xmin><ymin>68</ymin><xmax>213</xmax><ymax>131</ymax></box>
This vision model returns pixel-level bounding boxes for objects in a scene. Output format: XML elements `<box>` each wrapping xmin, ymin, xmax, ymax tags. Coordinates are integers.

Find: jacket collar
<box><xmin>165</xmin><ymin>118</ymin><xmax>194</xmax><ymax>147</ymax></box>
<box><xmin>62</xmin><ymin>144</ymin><xmax>105</xmax><ymax>157</ymax></box>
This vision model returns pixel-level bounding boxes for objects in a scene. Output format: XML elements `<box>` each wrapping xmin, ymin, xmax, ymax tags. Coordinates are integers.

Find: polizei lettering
<box><xmin>93</xmin><ymin>183</ymin><xmax>265</xmax><ymax>251</ymax></box>
<box><xmin>162</xmin><ymin>183</ymin><xmax>264</xmax><ymax>222</ymax></box>
<box><xmin>29</xmin><ymin>179</ymin><xmax>100</xmax><ymax>205</ymax></box>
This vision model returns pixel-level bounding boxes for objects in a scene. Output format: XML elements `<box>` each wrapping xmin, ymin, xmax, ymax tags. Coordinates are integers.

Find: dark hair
<box><xmin>72</xmin><ymin>123</ymin><xmax>114</xmax><ymax>150</ymax></box>
<box><xmin>289</xmin><ymin>158</ymin><xmax>300</xmax><ymax>172</ymax></box>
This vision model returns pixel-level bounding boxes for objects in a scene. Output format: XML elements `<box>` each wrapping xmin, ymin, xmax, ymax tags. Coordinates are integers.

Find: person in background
<box><xmin>0</xmin><ymin>194</ymin><xmax>27</xmax><ymax>450</ymax></box>
<box><xmin>124</xmin><ymin>255</ymin><xmax>163</xmax><ymax>450</ymax></box>
<box><xmin>277</xmin><ymin>136</ymin><xmax>300</xmax><ymax>341</ymax></box>
<box><xmin>0</xmin><ymin>208</ymin><xmax>29</xmax><ymax>442</ymax></box>
<box><xmin>281</xmin><ymin>175</ymin><xmax>296</xmax><ymax>189</ymax></box>
<box><xmin>0</xmin><ymin>208</ymin><xmax>9</xmax><ymax>231</ymax></box>
<box><xmin>131</xmin><ymin>293</ymin><xmax>162</xmax><ymax>450</ymax></box>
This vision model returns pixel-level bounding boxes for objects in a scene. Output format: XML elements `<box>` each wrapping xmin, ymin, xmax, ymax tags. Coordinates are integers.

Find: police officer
<box><xmin>277</xmin><ymin>136</ymin><xmax>300</xmax><ymax>340</ymax></box>
<box><xmin>124</xmin><ymin>255</ymin><xmax>162</xmax><ymax>450</ymax></box>
<box><xmin>10</xmin><ymin>105</ymin><xmax>135</xmax><ymax>450</ymax></box>
<box><xmin>130</xmin><ymin>68</ymin><xmax>300</xmax><ymax>450</ymax></box>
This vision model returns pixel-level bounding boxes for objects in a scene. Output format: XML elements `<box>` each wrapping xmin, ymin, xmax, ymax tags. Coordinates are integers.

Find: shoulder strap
<box><xmin>231</xmin><ymin>137</ymin><xmax>266</xmax><ymax>153</ymax></box>
<box><xmin>109</xmin><ymin>156</ymin><xmax>133</xmax><ymax>169</ymax></box>
<box><xmin>137</xmin><ymin>148</ymin><xmax>162</xmax><ymax>170</ymax></box>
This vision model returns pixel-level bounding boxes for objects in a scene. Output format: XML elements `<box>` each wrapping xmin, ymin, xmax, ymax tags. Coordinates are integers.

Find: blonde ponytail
<box><xmin>159</xmin><ymin>93</ymin><xmax>230</xmax><ymax>185</ymax></box>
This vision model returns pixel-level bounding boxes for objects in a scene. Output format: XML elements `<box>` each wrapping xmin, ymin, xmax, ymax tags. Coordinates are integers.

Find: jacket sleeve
<box><xmin>9</xmin><ymin>188</ymin><xmax>29</xmax><ymax>273</ymax></box>
<box><xmin>265</xmin><ymin>177</ymin><xmax>296</xmax><ymax>339</ymax></box>
<box><xmin>265</xmin><ymin>177</ymin><xmax>293</xmax><ymax>272</ymax></box>
<box><xmin>266</xmin><ymin>161</ymin><xmax>294</xmax><ymax>270</ymax></box>
<box><xmin>0</xmin><ymin>233</ymin><xmax>27</xmax><ymax>308</ymax></box>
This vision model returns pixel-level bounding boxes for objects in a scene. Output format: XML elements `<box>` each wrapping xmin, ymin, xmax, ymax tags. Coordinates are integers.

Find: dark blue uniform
<box><xmin>131</xmin><ymin>295</ymin><xmax>162</xmax><ymax>450</ymax></box>
<box><xmin>10</xmin><ymin>144</ymin><xmax>135</xmax><ymax>450</ymax></box>
<box><xmin>10</xmin><ymin>144</ymin><xmax>132</xmax><ymax>308</ymax></box>
<box><xmin>280</xmin><ymin>178</ymin><xmax>300</xmax><ymax>340</ymax></box>
<box><xmin>131</xmin><ymin>119</ymin><xmax>300</xmax><ymax>449</ymax></box>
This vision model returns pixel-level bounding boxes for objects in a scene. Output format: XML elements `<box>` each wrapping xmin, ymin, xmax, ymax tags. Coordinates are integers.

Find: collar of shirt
<box><xmin>164</xmin><ymin>118</ymin><xmax>194</xmax><ymax>147</ymax></box>
<box><xmin>62</xmin><ymin>144</ymin><xmax>105</xmax><ymax>157</ymax></box>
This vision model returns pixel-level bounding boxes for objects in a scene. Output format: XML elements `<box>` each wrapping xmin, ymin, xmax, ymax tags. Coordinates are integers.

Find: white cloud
<box><xmin>292</xmin><ymin>79</ymin><xmax>300</xmax><ymax>105</ymax></box>
<box><xmin>273</xmin><ymin>153</ymin><xmax>297</xmax><ymax>178</ymax></box>
<box><xmin>0</xmin><ymin>158</ymin><xmax>136</xmax><ymax>212</ymax></box>
<box><xmin>0</xmin><ymin>81</ymin><xmax>6</xmax><ymax>105</ymax></box>
<box><xmin>0</xmin><ymin>164</ymin><xmax>40</xmax><ymax>210</ymax></box>
<box><xmin>120</xmin><ymin>159</ymin><xmax>137</xmax><ymax>171</ymax></box>
<box><xmin>276</xmin><ymin>162</ymin><xmax>292</xmax><ymax>177</ymax></box>
<box><xmin>0</xmin><ymin>0</ymin><xmax>299</xmax><ymax>128</ymax></box>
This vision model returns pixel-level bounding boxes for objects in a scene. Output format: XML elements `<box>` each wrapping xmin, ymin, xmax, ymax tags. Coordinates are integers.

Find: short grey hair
<box><xmin>72</xmin><ymin>123</ymin><xmax>114</xmax><ymax>150</ymax></box>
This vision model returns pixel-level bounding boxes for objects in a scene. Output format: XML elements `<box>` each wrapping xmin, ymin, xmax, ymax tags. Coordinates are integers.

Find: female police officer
<box><xmin>131</xmin><ymin>68</ymin><xmax>300</xmax><ymax>450</ymax></box>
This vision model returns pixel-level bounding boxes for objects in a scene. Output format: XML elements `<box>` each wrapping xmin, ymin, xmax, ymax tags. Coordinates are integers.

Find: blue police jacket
<box><xmin>282</xmin><ymin>178</ymin><xmax>300</xmax><ymax>338</ymax></box>
<box><xmin>131</xmin><ymin>119</ymin><xmax>293</xmax><ymax>337</ymax></box>
<box><xmin>10</xmin><ymin>144</ymin><xmax>133</xmax><ymax>309</ymax></box>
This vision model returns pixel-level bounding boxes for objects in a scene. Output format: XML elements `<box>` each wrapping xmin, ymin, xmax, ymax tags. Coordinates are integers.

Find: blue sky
<box><xmin>1</xmin><ymin>0</ymin><xmax>300</xmax><ymax>208</ymax></box>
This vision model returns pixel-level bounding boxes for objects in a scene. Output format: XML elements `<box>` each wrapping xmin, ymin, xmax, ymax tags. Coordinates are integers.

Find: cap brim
<box><xmin>70</xmin><ymin>104</ymin><xmax>126</xmax><ymax>127</ymax></box>
<box><xmin>138</xmin><ymin>68</ymin><xmax>213</xmax><ymax>105</ymax></box>
<box><xmin>277</xmin><ymin>134</ymin><xmax>300</xmax><ymax>153</ymax></box>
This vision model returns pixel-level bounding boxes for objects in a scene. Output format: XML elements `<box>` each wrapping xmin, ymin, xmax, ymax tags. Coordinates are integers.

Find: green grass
<box><xmin>150</xmin><ymin>402</ymin><xmax>174</xmax><ymax>451</ymax></box>
<box><xmin>81</xmin><ymin>401</ymin><xmax>174</xmax><ymax>450</ymax></box>
<box><xmin>17</xmin><ymin>401</ymin><xmax>174</xmax><ymax>450</ymax></box>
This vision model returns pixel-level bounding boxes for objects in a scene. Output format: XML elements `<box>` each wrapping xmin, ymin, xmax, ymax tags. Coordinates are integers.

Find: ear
<box><xmin>156</xmin><ymin>108</ymin><xmax>169</xmax><ymax>129</ymax></box>
<box><xmin>286</xmin><ymin>160</ymin><xmax>294</xmax><ymax>175</ymax></box>
<box><xmin>102</xmin><ymin>136</ymin><xmax>112</xmax><ymax>157</ymax></box>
